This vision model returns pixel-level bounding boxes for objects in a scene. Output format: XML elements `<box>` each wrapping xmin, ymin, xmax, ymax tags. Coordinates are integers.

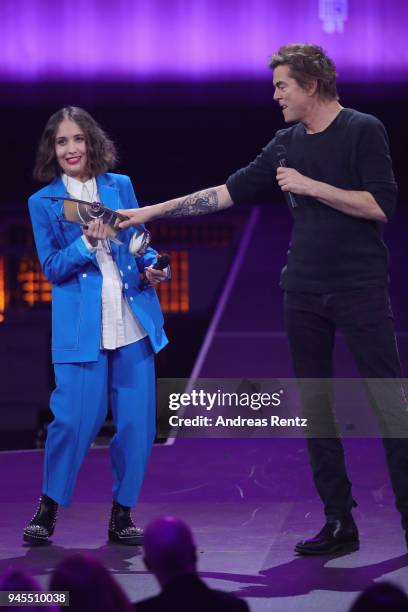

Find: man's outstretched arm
<box><xmin>118</xmin><ymin>184</ymin><xmax>234</xmax><ymax>228</ymax></box>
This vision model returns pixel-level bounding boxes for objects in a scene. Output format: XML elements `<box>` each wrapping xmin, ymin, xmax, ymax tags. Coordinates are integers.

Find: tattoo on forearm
<box><xmin>164</xmin><ymin>189</ymin><xmax>219</xmax><ymax>217</ymax></box>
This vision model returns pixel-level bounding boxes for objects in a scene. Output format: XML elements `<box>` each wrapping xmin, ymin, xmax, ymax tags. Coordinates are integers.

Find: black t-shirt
<box><xmin>226</xmin><ymin>108</ymin><xmax>398</xmax><ymax>293</ymax></box>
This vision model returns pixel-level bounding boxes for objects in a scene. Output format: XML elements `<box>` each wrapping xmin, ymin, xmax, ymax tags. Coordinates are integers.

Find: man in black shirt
<box><xmin>119</xmin><ymin>44</ymin><xmax>408</xmax><ymax>555</ymax></box>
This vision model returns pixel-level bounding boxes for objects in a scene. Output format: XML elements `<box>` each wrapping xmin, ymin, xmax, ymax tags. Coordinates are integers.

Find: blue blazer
<box><xmin>28</xmin><ymin>173</ymin><xmax>168</xmax><ymax>363</ymax></box>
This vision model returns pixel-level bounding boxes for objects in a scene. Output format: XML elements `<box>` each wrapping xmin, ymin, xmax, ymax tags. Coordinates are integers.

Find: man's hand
<box><xmin>83</xmin><ymin>219</ymin><xmax>110</xmax><ymax>247</ymax></box>
<box><xmin>117</xmin><ymin>207</ymin><xmax>156</xmax><ymax>229</ymax></box>
<box><xmin>144</xmin><ymin>266</ymin><xmax>167</xmax><ymax>288</ymax></box>
<box><xmin>276</xmin><ymin>167</ymin><xmax>316</xmax><ymax>196</ymax></box>
<box><xmin>276</xmin><ymin>167</ymin><xmax>387</xmax><ymax>222</ymax></box>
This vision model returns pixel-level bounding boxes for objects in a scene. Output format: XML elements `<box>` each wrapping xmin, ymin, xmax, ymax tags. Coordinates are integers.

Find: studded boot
<box><xmin>108</xmin><ymin>501</ymin><xmax>143</xmax><ymax>546</ymax></box>
<box><xmin>23</xmin><ymin>494</ymin><xmax>58</xmax><ymax>545</ymax></box>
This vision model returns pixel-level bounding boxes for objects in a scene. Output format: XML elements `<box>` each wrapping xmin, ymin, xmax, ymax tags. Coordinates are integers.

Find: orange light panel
<box><xmin>157</xmin><ymin>251</ymin><xmax>189</xmax><ymax>313</ymax></box>
<box><xmin>17</xmin><ymin>257</ymin><xmax>52</xmax><ymax>307</ymax></box>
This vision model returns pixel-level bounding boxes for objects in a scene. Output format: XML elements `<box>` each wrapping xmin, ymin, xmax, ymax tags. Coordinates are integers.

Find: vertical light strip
<box><xmin>164</xmin><ymin>207</ymin><xmax>259</xmax><ymax>446</ymax></box>
<box><xmin>187</xmin><ymin>207</ymin><xmax>259</xmax><ymax>388</ymax></box>
<box><xmin>0</xmin><ymin>256</ymin><xmax>5</xmax><ymax>322</ymax></box>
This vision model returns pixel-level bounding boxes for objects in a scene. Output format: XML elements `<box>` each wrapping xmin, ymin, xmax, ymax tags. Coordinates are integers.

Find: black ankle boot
<box><xmin>23</xmin><ymin>494</ymin><xmax>58</xmax><ymax>545</ymax></box>
<box><xmin>108</xmin><ymin>501</ymin><xmax>143</xmax><ymax>546</ymax></box>
<box><xmin>295</xmin><ymin>515</ymin><xmax>359</xmax><ymax>555</ymax></box>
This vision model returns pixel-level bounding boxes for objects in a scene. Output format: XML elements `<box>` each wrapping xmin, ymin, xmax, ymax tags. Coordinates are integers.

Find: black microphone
<box><xmin>275</xmin><ymin>144</ymin><xmax>298</xmax><ymax>209</ymax></box>
<box><xmin>140</xmin><ymin>254</ymin><xmax>170</xmax><ymax>290</ymax></box>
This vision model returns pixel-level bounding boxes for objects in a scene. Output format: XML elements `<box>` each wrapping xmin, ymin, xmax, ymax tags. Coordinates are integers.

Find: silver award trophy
<box><xmin>42</xmin><ymin>196</ymin><xmax>151</xmax><ymax>255</ymax></box>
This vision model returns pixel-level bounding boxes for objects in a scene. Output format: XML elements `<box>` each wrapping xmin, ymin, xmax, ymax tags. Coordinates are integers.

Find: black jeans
<box><xmin>284</xmin><ymin>287</ymin><xmax>408</xmax><ymax>524</ymax></box>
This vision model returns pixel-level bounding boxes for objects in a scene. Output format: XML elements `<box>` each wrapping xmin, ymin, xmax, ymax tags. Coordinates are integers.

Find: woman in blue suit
<box><xmin>24</xmin><ymin>106</ymin><xmax>168</xmax><ymax>546</ymax></box>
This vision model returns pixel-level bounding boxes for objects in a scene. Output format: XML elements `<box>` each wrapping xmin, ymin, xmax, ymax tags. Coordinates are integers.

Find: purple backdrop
<box><xmin>1</xmin><ymin>0</ymin><xmax>407</xmax><ymax>82</ymax></box>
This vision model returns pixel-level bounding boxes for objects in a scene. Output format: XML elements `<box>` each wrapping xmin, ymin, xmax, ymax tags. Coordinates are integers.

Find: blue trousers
<box><xmin>43</xmin><ymin>338</ymin><xmax>156</xmax><ymax>507</ymax></box>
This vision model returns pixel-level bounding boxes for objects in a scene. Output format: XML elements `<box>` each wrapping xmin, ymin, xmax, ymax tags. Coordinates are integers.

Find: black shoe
<box><xmin>23</xmin><ymin>494</ymin><xmax>58</xmax><ymax>546</ymax></box>
<box><xmin>108</xmin><ymin>501</ymin><xmax>143</xmax><ymax>546</ymax></box>
<box><xmin>295</xmin><ymin>517</ymin><xmax>359</xmax><ymax>555</ymax></box>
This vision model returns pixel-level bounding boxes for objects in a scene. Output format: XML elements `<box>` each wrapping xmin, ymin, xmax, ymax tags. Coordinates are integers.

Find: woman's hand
<box><xmin>83</xmin><ymin>219</ymin><xmax>109</xmax><ymax>247</ymax></box>
<box><xmin>144</xmin><ymin>266</ymin><xmax>168</xmax><ymax>288</ymax></box>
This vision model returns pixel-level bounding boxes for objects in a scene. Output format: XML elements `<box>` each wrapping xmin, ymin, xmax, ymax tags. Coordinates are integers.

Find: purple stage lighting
<box><xmin>1</xmin><ymin>0</ymin><xmax>407</xmax><ymax>82</ymax></box>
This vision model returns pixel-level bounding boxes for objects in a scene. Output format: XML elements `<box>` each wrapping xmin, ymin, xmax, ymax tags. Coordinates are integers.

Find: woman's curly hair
<box><xmin>33</xmin><ymin>106</ymin><xmax>118</xmax><ymax>182</ymax></box>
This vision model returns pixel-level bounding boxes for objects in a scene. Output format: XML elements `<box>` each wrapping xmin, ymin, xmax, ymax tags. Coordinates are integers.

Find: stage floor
<box><xmin>1</xmin><ymin>438</ymin><xmax>407</xmax><ymax>611</ymax></box>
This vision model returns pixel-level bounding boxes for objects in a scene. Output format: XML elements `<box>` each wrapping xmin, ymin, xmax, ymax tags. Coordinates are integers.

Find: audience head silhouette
<box><xmin>143</xmin><ymin>516</ymin><xmax>197</xmax><ymax>587</ymax></box>
<box><xmin>350</xmin><ymin>581</ymin><xmax>408</xmax><ymax>611</ymax></box>
<box><xmin>50</xmin><ymin>553</ymin><xmax>132</xmax><ymax>612</ymax></box>
<box><xmin>0</xmin><ymin>570</ymin><xmax>43</xmax><ymax>611</ymax></box>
